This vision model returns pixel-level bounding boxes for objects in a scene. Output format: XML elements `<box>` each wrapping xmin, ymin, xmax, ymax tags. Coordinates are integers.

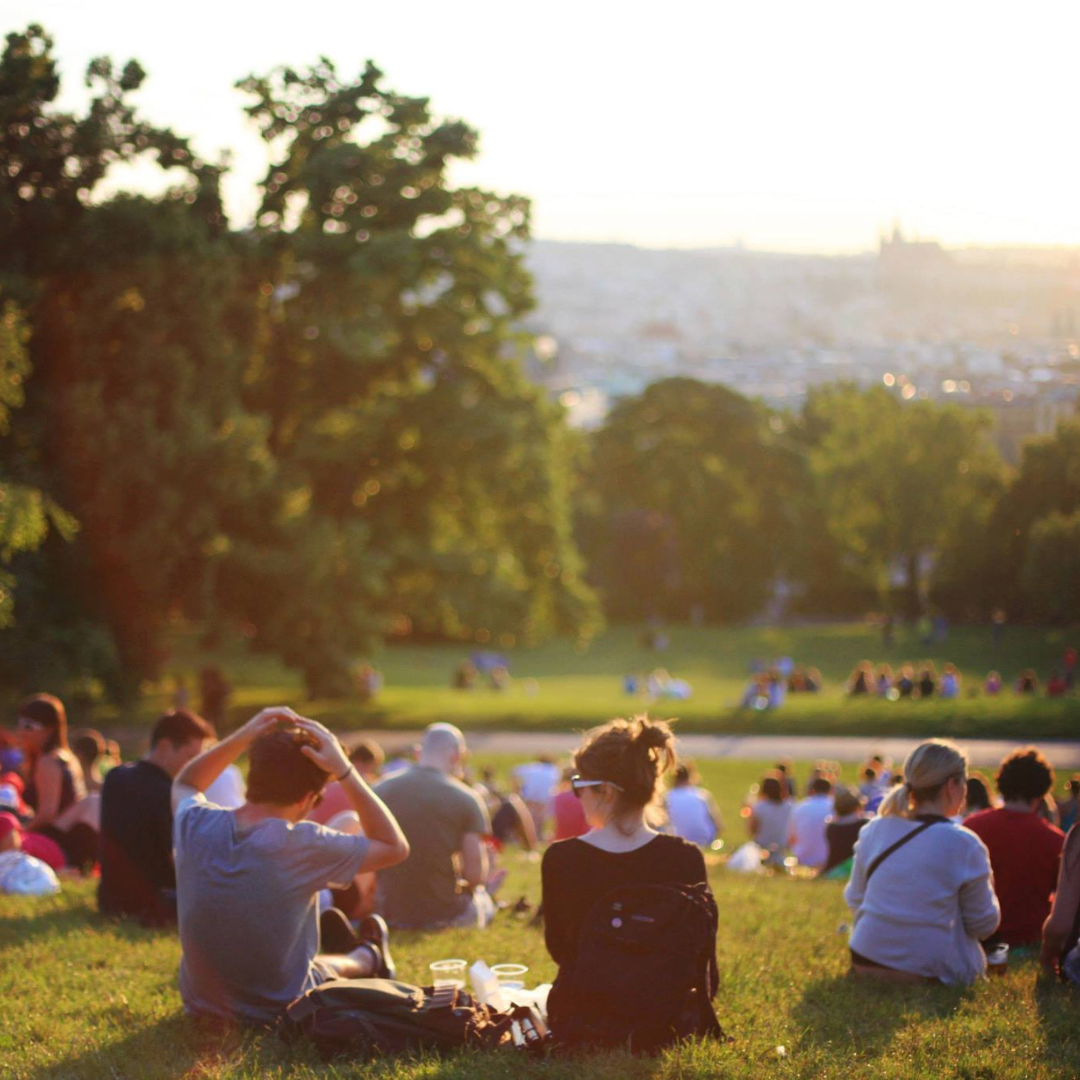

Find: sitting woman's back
<box><xmin>540</xmin><ymin>715</ymin><xmax>720</xmax><ymax>1049</ymax></box>
<box><xmin>543</xmin><ymin>832</ymin><xmax>707</xmax><ymax>965</ymax></box>
<box><xmin>845</xmin><ymin>739</ymin><xmax>999</xmax><ymax>985</ymax></box>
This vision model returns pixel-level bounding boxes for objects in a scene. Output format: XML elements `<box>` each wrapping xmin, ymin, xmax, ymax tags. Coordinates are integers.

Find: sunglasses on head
<box><xmin>16</xmin><ymin>717</ymin><xmax>44</xmax><ymax>732</ymax></box>
<box><xmin>570</xmin><ymin>774</ymin><xmax>624</xmax><ymax>799</ymax></box>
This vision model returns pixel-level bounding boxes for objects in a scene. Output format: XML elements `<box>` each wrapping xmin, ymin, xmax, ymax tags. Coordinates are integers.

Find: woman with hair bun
<box><xmin>845</xmin><ymin>739</ymin><xmax>1000</xmax><ymax>983</ymax></box>
<box><xmin>541</xmin><ymin>715</ymin><xmax>718</xmax><ymax>1041</ymax></box>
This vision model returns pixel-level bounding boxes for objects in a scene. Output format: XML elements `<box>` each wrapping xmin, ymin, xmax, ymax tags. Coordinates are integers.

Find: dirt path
<box><xmin>349</xmin><ymin>730</ymin><xmax>1080</xmax><ymax>769</ymax></box>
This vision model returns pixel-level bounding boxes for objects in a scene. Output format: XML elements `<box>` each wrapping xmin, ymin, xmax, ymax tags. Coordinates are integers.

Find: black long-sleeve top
<box><xmin>541</xmin><ymin>834</ymin><xmax>712</xmax><ymax>967</ymax></box>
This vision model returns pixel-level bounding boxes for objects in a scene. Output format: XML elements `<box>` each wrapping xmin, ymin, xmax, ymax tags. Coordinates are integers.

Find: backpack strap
<box><xmin>865</xmin><ymin>819</ymin><xmax>940</xmax><ymax>882</ymax></box>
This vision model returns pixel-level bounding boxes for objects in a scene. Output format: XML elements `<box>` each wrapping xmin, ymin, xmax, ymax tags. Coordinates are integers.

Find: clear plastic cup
<box><xmin>986</xmin><ymin>943</ymin><xmax>1009</xmax><ymax>976</ymax></box>
<box><xmin>430</xmin><ymin>959</ymin><xmax>467</xmax><ymax>989</ymax></box>
<box><xmin>491</xmin><ymin>963</ymin><xmax>529</xmax><ymax>990</ymax></box>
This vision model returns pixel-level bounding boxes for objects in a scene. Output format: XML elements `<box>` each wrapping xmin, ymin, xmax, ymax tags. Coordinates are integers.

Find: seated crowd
<box><xmin>2</xmin><ymin>690</ymin><xmax>1079</xmax><ymax>1048</ymax></box>
<box><xmin>847</xmin><ymin>654</ymin><xmax>1077</xmax><ymax>701</ymax></box>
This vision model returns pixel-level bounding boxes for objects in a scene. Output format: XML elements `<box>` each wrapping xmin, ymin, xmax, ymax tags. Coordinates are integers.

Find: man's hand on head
<box><xmin>238</xmin><ymin>706</ymin><xmax>300</xmax><ymax>743</ymax></box>
<box><xmin>293</xmin><ymin>717</ymin><xmax>351</xmax><ymax>778</ymax></box>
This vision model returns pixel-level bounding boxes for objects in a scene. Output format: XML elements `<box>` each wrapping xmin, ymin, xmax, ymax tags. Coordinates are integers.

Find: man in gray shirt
<box><xmin>172</xmin><ymin>708</ymin><xmax>410</xmax><ymax>1024</ymax></box>
<box><xmin>376</xmin><ymin>723</ymin><xmax>493</xmax><ymax>929</ymax></box>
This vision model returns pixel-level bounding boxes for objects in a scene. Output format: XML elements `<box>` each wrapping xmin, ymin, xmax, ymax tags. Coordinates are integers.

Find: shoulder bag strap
<box><xmin>865</xmin><ymin>819</ymin><xmax>939</xmax><ymax>882</ymax></box>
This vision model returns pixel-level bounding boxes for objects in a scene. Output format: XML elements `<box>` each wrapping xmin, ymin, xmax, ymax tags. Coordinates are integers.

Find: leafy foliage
<box><xmin>580</xmin><ymin>378</ymin><xmax>797</xmax><ymax>622</ymax></box>
<box><xmin>802</xmin><ymin>384</ymin><xmax>1000</xmax><ymax>616</ymax></box>
<box><xmin>989</xmin><ymin>418</ymin><xmax>1080</xmax><ymax>619</ymax></box>
<box><xmin>0</xmin><ymin>30</ymin><xmax>598</xmax><ymax>700</ymax></box>
<box><xmin>1020</xmin><ymin>510</ymin><xmax>1080</xmax><ymax>624</ymax></box>
<box><xmin>219</xmin><ymin>57</ymin><xmax>598</xmax><ymax>692</ymax></box>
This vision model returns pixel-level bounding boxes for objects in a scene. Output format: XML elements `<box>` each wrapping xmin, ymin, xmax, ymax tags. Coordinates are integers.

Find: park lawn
<box><xmin>94</xmin><ymin>622</ymin><xmax>1080</xmax><ymax>741</ymax></box>
<box><xmin>3</xmin><ymin>853</ymin><xmax>1078</xmax><ymax>1080</ymax></box>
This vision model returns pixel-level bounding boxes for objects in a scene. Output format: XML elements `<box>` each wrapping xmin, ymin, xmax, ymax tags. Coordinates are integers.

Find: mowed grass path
<box><xmin>110</xmin><ymin>622</ymin><xmax>1080</xmax><ymax>740</ymax></box>
<box><xmin>3</xmin><ymin>758</ymin><xmax>1079</xmax><ymax>1080</ymax></box>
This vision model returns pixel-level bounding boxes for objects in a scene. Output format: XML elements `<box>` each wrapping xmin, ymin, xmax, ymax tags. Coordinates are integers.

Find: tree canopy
<box><xmin>0</xmin><ymin>27</ymin><xmax>598</xmax><ymax>700</ymax></box>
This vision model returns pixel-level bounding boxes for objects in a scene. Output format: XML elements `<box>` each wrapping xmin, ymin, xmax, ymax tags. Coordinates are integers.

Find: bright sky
<box><xmin>9</xmin><ymin>1</ymin><xmax>1080</xmax><ymax>252</ymax></box>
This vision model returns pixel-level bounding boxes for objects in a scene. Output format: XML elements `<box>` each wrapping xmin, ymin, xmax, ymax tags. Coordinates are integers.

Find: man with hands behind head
<box><xmin>172</xmin><ymin>707</ymin><xmax>410</xmax><ymax>1024</ymax></box>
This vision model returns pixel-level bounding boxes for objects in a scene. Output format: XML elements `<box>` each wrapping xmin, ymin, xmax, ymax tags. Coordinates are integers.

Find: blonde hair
<box><xmin>878</xmin><ymin>739</ymin><xmax>968</xmax><ymax>818</ymax></box>
<box><xmin>574</xmin><ymin>714</ymin><xmax>677</xmax><ymax>820</ymax></box>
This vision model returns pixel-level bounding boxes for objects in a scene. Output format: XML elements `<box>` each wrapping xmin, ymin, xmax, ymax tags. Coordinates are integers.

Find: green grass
<box><xmin>3</xmin><ymin>750</ymin><xmax>1078</xmax><ymax>1080</ymax></box>
<box><xmin>96</xmin><ymin>622</ymin><xmax>1080</xmax><ymax>741</ymax></box>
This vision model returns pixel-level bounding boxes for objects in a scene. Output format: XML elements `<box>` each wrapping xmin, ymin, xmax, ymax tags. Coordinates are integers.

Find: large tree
<box><xmin>1</xmin><ymin>30</ymin><xmax>599</xmax><ymax>699</ymax></box>
<box><xmin>802</xmin><ymin>384</ymin><xmax>1001</xmax><ymax>617</ymax></box>
<box><xmin>217</xmin><ymin>58</ymin><xmax>599</xmax><ymax>692</ymax></box>
<box><xmin>580</xmin><ymin>377</ymin><xmax>797</xmax><ymax>622</ymax></box>
<box><xmin>986</xmin><ymin>417</ymin><xmax>1080</xmax><ymax>619</ymax></box>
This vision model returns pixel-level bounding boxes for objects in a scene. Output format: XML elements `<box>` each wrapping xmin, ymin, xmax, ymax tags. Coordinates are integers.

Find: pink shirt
<box><xmin>22</xmin><ymin>831</ymin><xmax>66</xmax><ymax>871</ymax></box>
<box><xmin>307</xmin><ymin>781</ymin><xmax>352</xmax><ymax>826</ymax></box>
<box><xmin>551</xmin><ymin>789</ymin><xmax>588</xmax><ymax>841</ymax></box>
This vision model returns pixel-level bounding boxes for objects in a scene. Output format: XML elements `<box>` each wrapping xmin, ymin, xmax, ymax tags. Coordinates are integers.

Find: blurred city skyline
<box><xmin>11</xmin><ymin>1</ymin><xmax>1080</xmax><ymax>252</ymax></box>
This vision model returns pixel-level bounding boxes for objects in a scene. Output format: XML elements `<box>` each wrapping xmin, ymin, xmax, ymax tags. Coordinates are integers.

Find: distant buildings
<box><xmin>525</xmin><ymin>235</ymin><xmax>1080</xmax><ymax>457</ymax></box>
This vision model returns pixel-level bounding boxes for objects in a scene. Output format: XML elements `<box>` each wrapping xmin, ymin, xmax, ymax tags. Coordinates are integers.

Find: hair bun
<box><xmin>634</xmin><ymin>717</ymin><xmax>674</xmax><ymax>752</ymax></box>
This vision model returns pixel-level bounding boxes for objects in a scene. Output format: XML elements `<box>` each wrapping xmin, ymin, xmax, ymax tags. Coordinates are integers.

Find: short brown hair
<box><xmin>996</xmin><ymin>746</ymin><xmax>1054</xmax><ymax>803</ymax></box>
<box><xmin>350</xmin><ymin>739</ymin><xmax>385</xmax><ymax>771</ymax></box>
<box><xmin>247</xmin><ymin>727</ymin><xmax>330</xmax><ymax>805</ymax></box>
<box><xmin>151</xmin><ymin>709</ymin><xmax>215</xmax><ymax>749</ymax></box>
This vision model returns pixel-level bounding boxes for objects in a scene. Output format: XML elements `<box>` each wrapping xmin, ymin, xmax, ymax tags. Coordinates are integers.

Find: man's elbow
<box><xmin>392</xmin><ymin>837</ymin><xmax>410</xmax><ymax>865</ymax></box>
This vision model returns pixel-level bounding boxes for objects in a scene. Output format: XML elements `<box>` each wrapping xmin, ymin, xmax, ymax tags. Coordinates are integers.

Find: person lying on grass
<box><xmin>171</xmin><ymin>708</ymin><xmax>410</xmax><ymax>1025</ymax></box>
<box><xmin>845</xmin><ymin>739</ymin><xmax>1000</xmax><ymax>984</ymax></box>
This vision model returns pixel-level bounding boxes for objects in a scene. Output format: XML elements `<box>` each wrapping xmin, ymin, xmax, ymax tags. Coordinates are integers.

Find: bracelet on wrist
<box><xmin>334</xmin><ymin>764</ymin><xmax>355</xmax><ymax>784</ymax></box>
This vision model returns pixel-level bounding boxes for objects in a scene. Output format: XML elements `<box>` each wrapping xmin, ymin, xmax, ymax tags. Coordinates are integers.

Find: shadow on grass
<box><xmin>25</xmin><ymin>1014</ymin><xmax>665</xmax><ymax>1080</ymax></box>
<box><xmin>791</xmin><ymin>972</ymin><xmax>970</xmax><ymax>1061</ymax></box>
<box><xmin>24</xmin><ymin>1014</ymin><xmax>320</xmax><ymax>1080</ymax></box>
<box><xmin>1033</xmin><ymin>974</ymin><xmax>1080</xmax><ymax>1075</ymax></box>
<box><xmin>0</xmin><ymin>895</ymin><xmax>174</xmax><ymax>951</ymax></box>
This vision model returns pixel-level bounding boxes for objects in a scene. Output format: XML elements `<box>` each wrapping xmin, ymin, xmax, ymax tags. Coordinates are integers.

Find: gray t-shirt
<box><xmin>375</xmin><ymin>766</ymin><xmax>490</xmax><ymax>929</ymax></box>
<box><xmin>174</xmin><ymin>794</ymin><xmax>369</xmax><ymax>1023</ymax></box>
<box><xmin>752</xmin><ymin>798</ymin><xmax>792</xmax><ymax>863</ymax></box>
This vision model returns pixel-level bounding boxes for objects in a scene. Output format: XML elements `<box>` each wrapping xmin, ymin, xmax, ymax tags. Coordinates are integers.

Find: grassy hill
<box><xmin>3</xmin><ymin>750</ymin><xmax>1077</xmax><ymax>1080</ymax></box>
<box><xmin>94</xmin><ymin>622</ymin><xmax>1080</xmax><ymax>741</ymax></box>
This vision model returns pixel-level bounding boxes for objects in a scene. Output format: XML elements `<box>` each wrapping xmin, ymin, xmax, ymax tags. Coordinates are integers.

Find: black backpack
<box><xmin>280</xmin><ymin>978</ymin><xmax>549</xmax><ymax>1057</ymax></box>
<box><xmin>549</xmin><ymin>882</ymin><xmax>725</xmax><ymax>1053</ymax></box>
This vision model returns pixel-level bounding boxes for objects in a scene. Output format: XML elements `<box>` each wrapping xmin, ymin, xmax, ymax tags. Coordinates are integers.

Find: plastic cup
<box><xmin>491</xmin><ymin>963</ymin><xmax>529</xmax><ymax>990</ymax></box>
<box><xmin>430</xmin><ymin>959</ymin><xmax>467</xmax><ymax>989</ymax></box>
<box><xmin>986</xmin><ymin>943</ymin><xmax>1009</xmax><ymax>976</ymax></box>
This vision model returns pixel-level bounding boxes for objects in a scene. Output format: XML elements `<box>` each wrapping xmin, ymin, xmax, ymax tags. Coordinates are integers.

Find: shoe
<box><xmin>319</xmin><ymin>907</ymin><xmax>359</xmax><ymax>954</ymax></box>
<box><xmin>357</xmin><ymin>913</ymin><xmax>395</xmax><ymax>980</ymax></box>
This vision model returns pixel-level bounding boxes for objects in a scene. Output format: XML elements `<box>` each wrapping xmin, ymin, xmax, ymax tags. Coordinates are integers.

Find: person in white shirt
<box><xmin>204</xmin><ymin>762</ymin><xmax>245</xmax><ymax>808</ymax></box>
<box><xmin>788</xmin><ymin>777</ymin><xmax>834</xmax><ymax>868</ymax></box>
<box><xmin>845</xmin><ymin>739</ymin><xmax>1000</xmax><ymax>984</ymax></box>
<box><xmin>513</xmin><ymin>756</ymin><xmax>561</xmax><ymax>838</ymax></box>
<box><xmin>666</xmin><ymin>762</ymin><xmax>723</xmax><ymax>847</ymax></box>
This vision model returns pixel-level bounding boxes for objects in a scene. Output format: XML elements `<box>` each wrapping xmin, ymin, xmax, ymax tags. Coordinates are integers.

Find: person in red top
<box><xmin>550</xmin><ymin>767</ymin><xmax>589</xmax><ymax>841</ymax></box>
<box><xmin>965</xmin><ymin>747</ymin><xmax>1065</xmax><ymax>947</ymax></box>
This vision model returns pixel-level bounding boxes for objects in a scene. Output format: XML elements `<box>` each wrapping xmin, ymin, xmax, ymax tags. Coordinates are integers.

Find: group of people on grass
<box><xmin>745</xmin><ymin>744</ymin><xmax>1080</xmax><ymax>983</ymax></box>
<box><xmin>2</xmin><ymin>691</ymin><xmax>1079</xmax><ymax>1049</ymax></box>
<box><xmin>738</xmin><ymin>657</ymin><xmax>823</xmax><ymax>711</ymax></box>
<box><xmin>847</xmin><ymin>648</ymin><xmax>1077</xmax><ymax>701</ymax></box>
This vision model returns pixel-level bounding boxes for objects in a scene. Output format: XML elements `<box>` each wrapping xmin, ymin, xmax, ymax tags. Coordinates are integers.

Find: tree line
<box><xmin>1</xmin><ymin>26</ymin><xmax>1077</xmax><ymax>703</ymax></box>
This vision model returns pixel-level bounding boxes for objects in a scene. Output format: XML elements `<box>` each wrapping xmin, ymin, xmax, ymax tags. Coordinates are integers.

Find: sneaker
<box><xmin>319</xmin><ymin>907</ymin><xmax>359</xmax><ymax>954</ymax></box>
<box><xmin>356</xmin><ymin>913</ymin><xmax>395</xmax><ymax>980</ymax></box>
